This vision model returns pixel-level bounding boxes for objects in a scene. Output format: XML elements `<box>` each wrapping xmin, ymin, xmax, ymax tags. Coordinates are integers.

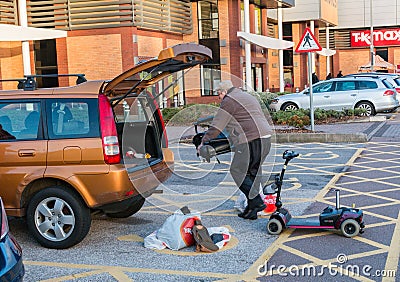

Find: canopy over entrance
<box><xmin>237</xmin><ymin>31</ymin><xmax>294</xmax><ymax>50</ymax></box>
<box><xmin>0</xmin><ymin>24</ymin><xmax>67</xmax><ymax>41</ymax></box>
<box><xmin>359</xmin><ymin>55</ymin><xmax>395</xmax><ymax>71</ymax></box>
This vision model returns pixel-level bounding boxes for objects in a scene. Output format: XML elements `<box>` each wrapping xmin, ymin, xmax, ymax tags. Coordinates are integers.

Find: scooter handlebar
<box><xmin>283</xmin><ymin>150</ymin><xmax>299</xmax><ymax>160</ymax></box>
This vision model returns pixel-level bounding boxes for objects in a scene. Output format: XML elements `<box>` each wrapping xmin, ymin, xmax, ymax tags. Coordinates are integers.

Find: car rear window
<box><xmin>392</xmin><ymin>77</ymin><xmax>400</xmax><ymax>86</ymax></box>
<box><xmin>382</xmin><ymin>79</ymin><xmax>395</xmax><ymax>89</ymax></box>
<box><xmin>113</xmin><ymin>96</ymin><xmax>152</xmax><ymax>123</ymax></box>
<box><xmin>358</xmin><ymin>81</ymin><xmax>378</xmax><ymax>90</ymax></box>
<box><xmin>46</xmin><ymin>99</ymin><xmax>99</xmax><ymax>139</ymax></box>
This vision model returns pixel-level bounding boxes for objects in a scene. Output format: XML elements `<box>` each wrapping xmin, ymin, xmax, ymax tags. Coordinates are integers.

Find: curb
<box><xmin>178</xmin><ymin>132</ymin><xmax>369</xmax><ymax>144</ymax></box>
<box><xmin>275</xmin><ymin>132</ymin><xmax>368</xmax><ymax>143</ymax></box>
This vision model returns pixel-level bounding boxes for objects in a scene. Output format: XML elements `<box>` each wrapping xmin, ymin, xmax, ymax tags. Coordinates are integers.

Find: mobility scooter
<box><xmin>266</xmin><ymin>150</ymin><xmax>365</xmax><ymax>238</ymax></box>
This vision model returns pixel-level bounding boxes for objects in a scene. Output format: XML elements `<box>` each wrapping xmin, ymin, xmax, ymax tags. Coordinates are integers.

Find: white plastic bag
<box><xmin>144</xmin><ymin>231</ymin><xmax>166</xmax><ymax>250</ymax></box>
<box><xmin>144</xmin><ymin>207</ymin><xmax>201</xmax><ymax>251</ymax></box>
<box><xmin>208</xmin><ymin>227</ymin><xmax>231</xmax><ymax>250</ymax></box>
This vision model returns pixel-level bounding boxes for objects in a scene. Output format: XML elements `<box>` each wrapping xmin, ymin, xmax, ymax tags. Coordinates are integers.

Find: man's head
<box><xmin>214</xmin><ymin>80</ymin><xmax>234</xmax><ymax>98</ymax></box>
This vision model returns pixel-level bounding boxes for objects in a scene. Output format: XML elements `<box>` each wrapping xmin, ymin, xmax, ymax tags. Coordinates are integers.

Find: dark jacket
<box><xmin>202</xmin><ymin>88</ymin><xmax>272</xmax><ymax>146</ymax></box>
<box><xmin>312</xmin><ymin>73</ymin><xmax>319</xmax><ymax>84</ymax></box>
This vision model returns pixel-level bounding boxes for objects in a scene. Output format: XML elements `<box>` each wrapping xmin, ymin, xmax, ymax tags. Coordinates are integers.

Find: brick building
<box><xmin>0</xmin><ymin>0</ymin><xmax>294</xmax><ymax>106</ymax></box>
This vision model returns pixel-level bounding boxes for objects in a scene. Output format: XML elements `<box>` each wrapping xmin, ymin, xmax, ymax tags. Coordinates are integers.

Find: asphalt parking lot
<box><xmin>13</xmin><ymin>142</ymin><xmax>396</xmax><ymax>281</ymax></box>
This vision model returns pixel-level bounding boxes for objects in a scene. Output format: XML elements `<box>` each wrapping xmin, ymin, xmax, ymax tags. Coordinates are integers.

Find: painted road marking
<box><xmin>21</xmin><ymin>143</ymin><xmax>399</xmax><ymax>281</ymax></box>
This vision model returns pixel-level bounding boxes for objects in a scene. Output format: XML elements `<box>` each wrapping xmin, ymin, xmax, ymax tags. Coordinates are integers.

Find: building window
<box><xmin>198</xmin><ymin>0</ymin><xmax>219</xmax><ymax>39</ymax></box>
<box><xmin>283</xmin><ymin>23</ymin><xmax>294</xmax><ymax>89</ymax></box>
<box><xmin>198</xmin><ymin>0</ymin><xmax>220</xmax><ymax>96</ymax></box>
<box><xmin>254</xmin><ymin>6</ymin><xmax>262</xmax><ymax>35</ymax></box>
<box><xmin>376</xmin><ymin>48</ymin><xmax>388</xmax><ymax>62</ymax></box>
<box><xmin>252</xmin><ymin>65</ymin><xmax>263</xmax><ymax>92</ymax></box>
<box><xmin>201</xmin><ymin>66</ymin><xmax>221</xmax><ymax>96</ymax></box>
<box><xmin>34</xmin><ymin>39</ymin><xmax>59</xmax><ymax>88</ymax></box>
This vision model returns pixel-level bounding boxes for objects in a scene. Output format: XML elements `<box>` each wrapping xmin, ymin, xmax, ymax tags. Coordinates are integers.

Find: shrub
<box><xmin>161</xmin><ymin>107</ymin><xmax>181</xmax><ymax>123</ymax></box>
<box><xmin>271</xmin><ymin>109</ymin><xmax>311</xmax><ymax>129</ymax></box>
<box><xmin>161</xmin><ymin>104</ymin><xmax>219</xmax><ymax>125</ymax></box>
<box><xmin>272</xmin><ymin>108</ymin><xmax>367</xmax><ymax>129</ymax></box>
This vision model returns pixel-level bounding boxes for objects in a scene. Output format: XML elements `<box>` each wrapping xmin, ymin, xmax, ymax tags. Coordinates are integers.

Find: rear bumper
<box><xmin>374</xmin><ymin>99</ymin><xmax>399</xmax><ymax>112</ymax></box>
<box><xmin>97</xmin><ymin>160</ymin><xmax>173</xmax><ymax>213</ymax></box>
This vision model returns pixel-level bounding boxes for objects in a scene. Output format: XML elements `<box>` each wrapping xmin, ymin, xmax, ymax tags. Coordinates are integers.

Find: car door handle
<box><xmin>351</xmin><ymin>94</ymin><xmax>357</xmax><ymax>96</ymax></box>
<box><xmin>324</xmin><ymin>95</ymin><xmax>330</xmax><ymax>98</ymax></box>
<box><xmin>18</xmin><ymin>149</ymin><xmax>36</xmax><ymax>157</ymax></box>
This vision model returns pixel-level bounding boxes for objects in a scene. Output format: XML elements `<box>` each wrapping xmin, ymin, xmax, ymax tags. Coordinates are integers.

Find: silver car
<box><xmin>344</xmin><ymin>72</ymin><xmax>400</xmax><ymax>97</ymax></box>
<box><xmin>269</xmin><ymin>77</ymin><xmax>399</xmax><ymax>116</ymax></box>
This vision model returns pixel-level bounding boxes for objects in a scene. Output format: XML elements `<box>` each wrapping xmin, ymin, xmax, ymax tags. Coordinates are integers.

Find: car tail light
<box><xmin>396</xmin><ymin>87</ymin><xmax>400</xmax><ymax>94</ymax></box>
<box><xmin>98</xmin><ymin>94</ymin><xmax>121</xmax><ymax>164</ymax></box>
<box><xmin>383</xmin><ymin>90</ymin><xmax>395</xmax><ymax>96</ymax></box>
<box><xmin>0</xmin><ymin>198</ymin><xmax>9</xmax><ymax>240</ymax></box>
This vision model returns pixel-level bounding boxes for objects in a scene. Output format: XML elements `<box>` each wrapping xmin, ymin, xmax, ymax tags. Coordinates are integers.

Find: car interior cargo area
<box><xmin>116</xmin><ymin>121</ymin><xmax>162</xmax><ymax>165</ymax></box>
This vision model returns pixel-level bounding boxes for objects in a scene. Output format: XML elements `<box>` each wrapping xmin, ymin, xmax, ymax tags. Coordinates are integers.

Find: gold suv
<box><xmin>0</xmin><ymin>43</ymin><xmax>211</xmax><ymax>249</ymax></box>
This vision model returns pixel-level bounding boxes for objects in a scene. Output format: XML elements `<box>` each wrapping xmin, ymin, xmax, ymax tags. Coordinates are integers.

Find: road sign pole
<box><xmin>295</xmin><ymin>27</ymin><xmax>321</xmax><ymax>132</ymax></box>
<box><xmin>308</xmin><ymin>52</ymin><xmax>315</xmax><ymax>131</ymax></box>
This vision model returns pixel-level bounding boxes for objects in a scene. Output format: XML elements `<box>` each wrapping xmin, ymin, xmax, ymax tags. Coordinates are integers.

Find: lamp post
<box><xmin>370</xmin><ymin>0</ymin><xmax>374</xmax><ymax>71</ymax></box>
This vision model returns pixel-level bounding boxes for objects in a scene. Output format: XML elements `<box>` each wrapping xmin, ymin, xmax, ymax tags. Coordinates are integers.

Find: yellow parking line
<box><xmin>241</xmin><ymin>228</ymin><xmax>295</xmax><ymax>280</ymax></box>
<box><xmin>40</xmin><ymin>269</ymin><xmax>109</xmax><ymax>282</ymax></box>
<box><xmin>382</xmin><ymin>210</ymin><xmax>400</xmax><ymax>282</ymax></box>
<box><xmin>24</xmin><ymin>261</ymin><xmax>241</xmax><ymax>280</ymax></box>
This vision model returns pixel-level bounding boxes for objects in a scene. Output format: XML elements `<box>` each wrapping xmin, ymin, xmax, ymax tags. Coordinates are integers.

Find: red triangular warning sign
<box><xmin>295</xmin><ymin>28</ymin><xmax>322</xmax><ymax>53</ymax></box>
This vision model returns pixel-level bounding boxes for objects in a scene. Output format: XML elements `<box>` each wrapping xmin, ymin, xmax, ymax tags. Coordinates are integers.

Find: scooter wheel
<box><xmin>340</xmin><ymin>219</ymin><xmax>360</xmax><ymax>238</ymax></box>
<box><xmin>267</xmin><ymin>218</ymin><xmax>283</xmax><ymax>235</ymax></box>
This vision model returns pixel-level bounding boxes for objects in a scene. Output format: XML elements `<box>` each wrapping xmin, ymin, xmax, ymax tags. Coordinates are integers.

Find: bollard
<box><xmin>163</xmin><ymin>97</ymin><xmax>167</xmax><ymax>108</ymax></box>
<box><xmin>123</xmin><ymin>100</ymin><xmax>129</xmax><ymax>120</ymax></box>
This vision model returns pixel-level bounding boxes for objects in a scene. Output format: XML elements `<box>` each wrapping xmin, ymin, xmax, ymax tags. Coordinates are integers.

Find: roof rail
<box><xmin>344</xmin><ymin>74</ymin><xmax>380</xmax><ymax>79</ymax></box>
<box><xmin>0</xmin><ymin>73</ymin><xmax>87</xmax><ymax>91</ymax></box>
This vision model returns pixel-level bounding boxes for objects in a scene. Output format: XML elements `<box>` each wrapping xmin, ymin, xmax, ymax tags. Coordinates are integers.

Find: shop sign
<box><xmin>351</xmin><ymin>28</ymin><xmax>400</xmax><ymax>47</ymax></box>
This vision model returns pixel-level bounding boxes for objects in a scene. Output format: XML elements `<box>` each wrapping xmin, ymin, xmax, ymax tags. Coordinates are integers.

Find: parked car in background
<box><xmin>0</xmin><ymin>43</ymin><xmax>212</xmax><ymax>249</ymax></box>
<box><xmin>344</xmin><ymin>72</ymin><xmax>400</xmax><ymax>96</ymax></box>
<box><xmin>0</xmin><ymin>198</ymin><xmax>24</xmax><ymax>281</ymax></box>
<box><xmin>269</xmin><ymin>76</ymin><xmax>399</xmax><ymax>116</ymax></box>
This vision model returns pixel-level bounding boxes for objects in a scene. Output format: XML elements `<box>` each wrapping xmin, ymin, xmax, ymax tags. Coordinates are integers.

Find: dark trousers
<box><xmin>230</xmin><ymin>137</ymin><xmax>271</xmax><ymax>209</ymax></box>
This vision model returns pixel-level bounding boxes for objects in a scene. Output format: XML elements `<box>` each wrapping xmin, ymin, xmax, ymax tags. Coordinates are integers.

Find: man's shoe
<box><xmin>239</xmin><ymin>204</ymin><xmax>266</xmax><ymax>220</ymax></box>
<box><xmin>238</xmin><ymin>206</ymin><xmax>250</xmax><ymax>218</ymax></box>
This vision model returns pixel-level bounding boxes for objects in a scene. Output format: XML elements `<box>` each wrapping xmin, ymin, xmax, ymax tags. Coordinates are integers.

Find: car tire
<box><xmin>281</xmin><ymin>103</ymin><xmax>299</xmax><ymax>111</ymax></box>
<box><xmin>340</xmin><ymin>219</ymin><xmax>360</xmax><ymax>238</ymax></box>
<box><xmin>355</xmin><ymin>101</ymin><xmax>375</xmax><ymax>116</ymax></box>
<box><xmin>267</xmin><ymin>218</ymin><xmax>283</xmax><ymax>235</ymax></box>
<box><xmin>26</xmin><ymin>186</ymin><xmax>91</xmax><ymax>249</ymax></box>
<box><xmin>105</xmin><ymin>196</ymin><xmax>145</xmax><ymax>218</ymax></box>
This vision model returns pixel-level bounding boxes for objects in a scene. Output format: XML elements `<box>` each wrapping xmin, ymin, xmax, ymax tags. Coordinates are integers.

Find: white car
<box><xmin>344</xmin><ymin>72</ymin><xmax>400</xmax><ymax>97</ymax></box>
<box><xmin>269</xmin><ymin>77</ymin><xmax>399</xmax><ymax>116</ymax></box>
